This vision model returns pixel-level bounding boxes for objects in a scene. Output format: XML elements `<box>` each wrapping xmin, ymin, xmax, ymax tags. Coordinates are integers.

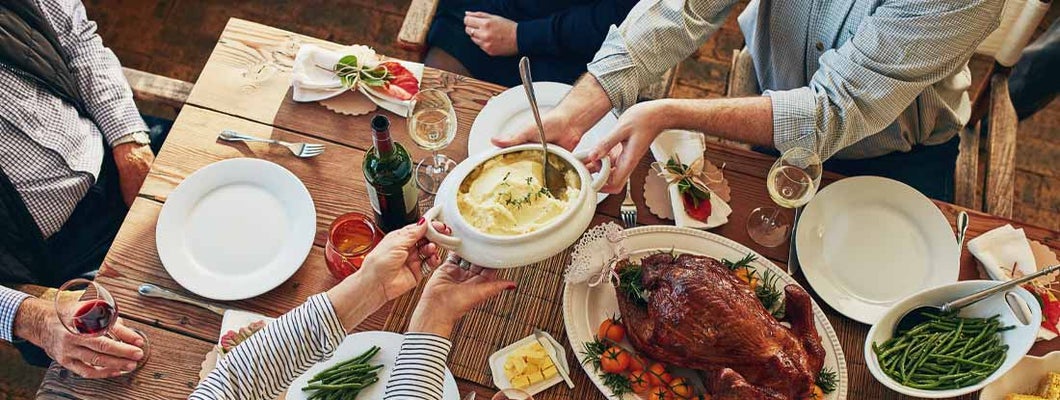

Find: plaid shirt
<box><xmin>0</xmin><ymin>0</ymin><xmax>146</xmax><ymax>238</ymax></box>
<box><xmin>1</xmin><ymin>286</ymin><xmax>32</xmax><ymax>342</ymax></box>
<box><xmin>587</xmin><ymin>0</ymin><xmax>1002</xmax><ymax>160</ymax></box>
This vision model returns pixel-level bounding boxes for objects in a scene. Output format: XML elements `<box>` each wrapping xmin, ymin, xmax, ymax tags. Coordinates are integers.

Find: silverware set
<box><xmin>218</xmin><ymin>129</ymin><xmax>325</xmax><ymax>158</ymax></box>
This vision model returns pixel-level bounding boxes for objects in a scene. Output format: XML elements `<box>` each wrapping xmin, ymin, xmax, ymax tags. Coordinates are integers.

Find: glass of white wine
<box><xmin>407</xmin><ymin>89</ymin><xmax>458</xmax><ymax>194</ymax></box>
<box><xmin>747</xmin><ymin>147</ymin><xmax>823</xmax><ymax>247</ymax></box>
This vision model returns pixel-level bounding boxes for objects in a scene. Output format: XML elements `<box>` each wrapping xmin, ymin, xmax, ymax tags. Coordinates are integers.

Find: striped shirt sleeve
<box><xmin>382</xmin><ymin>333</ymin><xmax>452</xmax><ymax>400</ymax></box>
<box><xmin>189</xmin><ymin>294</ymin><xmax>346</xmax><ymax>400</ymax></box>
<box><xmin>0</xmin><ymin>286</ymin><xmax>32</xmax><ymax>342</ymax></box>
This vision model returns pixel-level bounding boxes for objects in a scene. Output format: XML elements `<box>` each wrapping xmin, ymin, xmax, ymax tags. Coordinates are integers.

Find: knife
<box><xmin>787</xmin><ymin>206</ymin><xmax>803</xmax><ymax>275</ymax></box>
<box><xmin>533</xmin><ymin>329</ymin><xmax>574</xmax><ymax>389</ymax></box>
<box><xmin>137</xmin><ymin>283</ymin><xmax>227</xmax><ymax>316</ymax></box>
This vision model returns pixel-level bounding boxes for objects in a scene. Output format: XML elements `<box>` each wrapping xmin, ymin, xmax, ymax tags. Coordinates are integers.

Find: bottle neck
<box><xmin>372</xmin><ymin>128</ymin><xmax>395</xmax><ymax>156</ymax></box>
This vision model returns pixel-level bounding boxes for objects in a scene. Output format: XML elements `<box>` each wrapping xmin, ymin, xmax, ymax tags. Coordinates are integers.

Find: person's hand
<box><xmin>587</xmin><ymin>100</ymin><xmax>670</xmax><ymax>193</ymax></box>
<box><xmin>408</xmin><ymin>256</ymin><xmax>516</xmax><ymax>338</ymax></box>
<box><xmin>112</xmin><ymin>142</ymin><xmax>154</xmax><ymax>207</ymax></box>
<box><xmin>464</xmin><ymin>11</ymin><xmax>519</xmax><ymax>57</ymax></box>
<box><xmin>359</xmin><ymin>219</ymin><xmax>448</xmax><ymax>302</ymax></box>
<box><xmin>491</xmin><ymin>108</ymin><xmax>585</xmax><ymax>151</ymax></box>
<box><xmin>15</xmin><ymin>298</ymin><xmax>144</xmax><ymax>378</ymax></box>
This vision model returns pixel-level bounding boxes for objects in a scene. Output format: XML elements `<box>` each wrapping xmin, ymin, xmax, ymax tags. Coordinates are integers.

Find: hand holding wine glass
<box><xmin>747</xmin><ymin>147</ymin><xmax>822</xmax><ymax>247</ymax></box>
<box><xmin>52</xmin><ymin>279</ymin><xmax>150</xmax><ymax>376</ymax></box>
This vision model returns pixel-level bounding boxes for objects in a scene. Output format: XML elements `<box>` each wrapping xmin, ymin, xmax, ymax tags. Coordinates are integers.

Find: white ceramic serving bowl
<box><xmin>423</xmin><ymin>143</ymin><xmax>610</xmax><ymax>268</ymax></box>
<box><xmin>980</xmin><ymin>352</ymin><xmax>1060</xmax><ymax>399</ymax></box>
<box><xmin>865</xmin><ymin>281</ymin><xmax>1042</xmax><ymax>398</ymax></box>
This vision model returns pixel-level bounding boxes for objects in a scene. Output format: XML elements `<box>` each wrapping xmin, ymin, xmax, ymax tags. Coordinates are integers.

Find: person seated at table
<box><xmin>426</xmin><ymin>0</ymin><xmax>638</xmax><ymax>87</ymax></box>
<box><xmin>190</xmin><ymin>220</ymin><xmax>515</xmax><ymax>400</ymax></box>
<box><xmin>0</xmin><ymin>0</ymin><xmax>156</xmax><ymax>372</ymax></box>
<box><xmin>492</xmin><ymin>0</ymin><xmax>1004</xmax><ymax>202</ymax></box>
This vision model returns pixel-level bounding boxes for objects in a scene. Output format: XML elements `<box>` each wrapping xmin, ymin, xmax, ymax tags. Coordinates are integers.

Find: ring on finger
<box><xmin>458</xmin><ymin>259</ymin><xmax>472</xmax><ymax>270</ymax></box>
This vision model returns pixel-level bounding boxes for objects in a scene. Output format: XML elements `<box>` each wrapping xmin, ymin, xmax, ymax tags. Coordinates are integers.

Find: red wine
<box><xmin>73</xmin><ymin>299</ymin><xmax>116</xmax><ymax>335</ymax></box>
<box><xmin>363</xmin><ymin>115</ymin><xmax>420</xmax><ymax>232</ymax></box>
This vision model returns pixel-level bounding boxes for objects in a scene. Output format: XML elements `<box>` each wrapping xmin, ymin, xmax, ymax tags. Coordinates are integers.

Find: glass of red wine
<box><xmin>54</xmin><ymin>279</ymin><xmax>150</xmax><ymax>372</ymax></box>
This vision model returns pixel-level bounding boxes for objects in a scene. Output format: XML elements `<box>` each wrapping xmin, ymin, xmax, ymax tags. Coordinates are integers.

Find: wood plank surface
<box><xmin>39</xmin><ymin>16</ymin><xmax>1060</xmax><ymax>400</ymax></box>
<box><xmin>984</xmin><ymin>72</ymin><xmax>1018</xmax><ymax>218</ymax></box>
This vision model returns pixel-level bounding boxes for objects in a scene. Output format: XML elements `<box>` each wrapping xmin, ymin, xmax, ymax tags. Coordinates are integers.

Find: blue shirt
<box><xmin>587</xmin><ymin>0</ymin><xmax>1003</xmax><ymax>160</ymax></box>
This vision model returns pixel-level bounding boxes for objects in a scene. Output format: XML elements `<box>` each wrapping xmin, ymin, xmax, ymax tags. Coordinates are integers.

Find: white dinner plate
<box><xmin>156</xmin><ymin>158</ymin><xmax>316</xmax><ymax>301</ymax></box>
<box><xmin>468</xmin><ymin>81</ymin><xmax>617</xmax><ymax>204</ymax></box>
<box><xmin>563</xmin><ymin>226</ymin><xmax>848</xmax><ymax>399</ymax></box>
<box><xmin>796</xmin><ymin>176</ymin><xmax>959</xmax><ymax>325</ymax></box>
<box><xmin>287</xmin><ymin>331</ymin><xmax>460</xmax><ymax>400</ymax></box>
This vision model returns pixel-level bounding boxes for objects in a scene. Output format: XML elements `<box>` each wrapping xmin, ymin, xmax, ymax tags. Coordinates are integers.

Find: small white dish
<box><xmin>865</xmin><ymin>280</ymin><xmax>1042</xmax><ymax>398</ymax></box>
<box><xmin>156</xmin><ymin>158</ymin><xmax>316</xmax><ymax>300</ymax></box>
<box><xmin>797</xmin><ymin>176</ymin><xmax>959</xmax><ymax>324</ymax></box>
<box><xmin>287</xmin><ymin>331</ymin><xmax>459</xmax><ymax>400</ymax></box>
<box><xmin>488</xmin><ymin>331</ymin><xmax>569</xmax><ymax>399</ymax></box>
<box><xmin>467</xmin><ymin>81</ymin><xmax>615</xmax><ymax>204</ymax></box>
<box><xmin>980</xmin><ymin>352</ymin><xmax>1060</xmax><ymax>399</ymax></box>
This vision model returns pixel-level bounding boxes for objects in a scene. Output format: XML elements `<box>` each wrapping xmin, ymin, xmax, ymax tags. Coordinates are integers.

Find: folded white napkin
<box><xmin>291</xmin><ymin>44</ymin><xmax>424</xmax><ymax>115</ymax></box>
<box><xmin>649</xmin><ymin>130</ymin><xmax>732</xmax><ymax>228</ymax></box>
<box><xmin>967</xmin><ymin>224</ymin><xmax>1037</xmax><ymax>280</ymax></box>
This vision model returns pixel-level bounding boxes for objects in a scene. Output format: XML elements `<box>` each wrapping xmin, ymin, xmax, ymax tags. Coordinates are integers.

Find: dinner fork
<box><xmin>218</xmin><ymin>129</ymin><xmax>325</xmax><ymax>158</ymax></box>
<box><xmin>621</xmin><ymin>178</ymin><xmax>637</xmax><ymax>228</ymax></box>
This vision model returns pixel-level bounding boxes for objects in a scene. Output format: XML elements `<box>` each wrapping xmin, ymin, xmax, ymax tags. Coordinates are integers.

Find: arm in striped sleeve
<box><xmin>382</xmin><ymin>333</ymin><xmax>453</xmax><ymax>400</ymax></box>
<box><xmin>189</xmin><ymin>294</ymin><xmax>346</xmax><ymax>400</ymax></box>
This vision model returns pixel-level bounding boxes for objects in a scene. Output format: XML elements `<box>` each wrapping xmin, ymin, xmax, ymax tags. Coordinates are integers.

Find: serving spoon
<box><xmin>518</xmin><ymin>56</ymin><xmax>567</xmax><ymax>197</ymax></box>
<box><xmin>895</xmin><ymin>263</ymin><xmax>1060</xmax><ymax>334</ymax></box>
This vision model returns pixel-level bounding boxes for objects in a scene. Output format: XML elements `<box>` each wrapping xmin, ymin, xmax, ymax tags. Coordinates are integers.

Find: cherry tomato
<box><xmin>648</xmin><ymin>385</ymin><xmax>672</xmax><ymax>400</ymax></box>
<box><xmin>628</xmin><ymin>370</ymin><xmax>651</xmax><ymax>394</ymax></box>
<box><xmin>805</xmin><ymin>385</ymin><xmax>824</xmax><ymax>400</ymax></box>
<box><xmin>628</xmin><ymin>353</ymin><xmax>648</xmax><ymax>372</ymax></box>
<box><xmin>600</xmin><ymin>346</ymin><xmax>630</xmax><ymax>373</ymax></box>
<box><xmin>597</xmin><ymin>318</ymin><xmax>626</xmax><ymax>343</ymax></box>
<box><xmin>669</xmin><ymin>377</ymin><xmax>693</xmax><ymax>399</ymax></box>
<box><xmin>646</xmin><ymin>363</ymin><xmax>672</xmax><ymax>386</ymax></box>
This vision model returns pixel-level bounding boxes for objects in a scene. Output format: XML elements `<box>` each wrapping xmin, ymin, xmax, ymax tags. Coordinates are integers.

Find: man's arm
<box><xmin>1</xmin><ymin>286</ymin><xmax>32</xmax><ymax>343</ymax></box>
<box><xmin>766</xmin><ymin>0</ymin><xmax>1002</xmax><ymax>160</ymax></box>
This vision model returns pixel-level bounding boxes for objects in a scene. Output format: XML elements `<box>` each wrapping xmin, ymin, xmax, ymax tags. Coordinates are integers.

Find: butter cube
<box><xmin>527</xmin><ymin>370</ymin><xmax>545</xmax><ymax>385</ymax></box>
<box><xmin>511</xmin><ymin>375</ymin><xmax>530</xmax><ymax>388</ymax></box>
<box><xmin>542</xmin><ymin>365</ymin><xmax>558</xmax><ymax>379</ymax></box>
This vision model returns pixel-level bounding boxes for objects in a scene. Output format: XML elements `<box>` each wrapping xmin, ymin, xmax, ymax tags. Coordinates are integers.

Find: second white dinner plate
<box><xmin>468</xmin><ymin>81</ymin><xmax>617</xmax><ymax>203</ymax></box>
<box><xmin>156</xmin><ymin>158</ymin><xmax>316</xmax><ymax>301</ymax></box>
<box><xmin>796</xmin><ymin>176</ymin><xmax>959</xmax><ymax>325</ymax></box>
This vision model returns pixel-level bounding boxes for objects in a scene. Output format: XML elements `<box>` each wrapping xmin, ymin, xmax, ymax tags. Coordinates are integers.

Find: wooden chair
<box><xmin>954</xmin><ymin>0</ymin><xmax>1050</xmax><ymax>217</ymax></box>
<box><xmin>396</xmin><ymin>0</ymin><xmax>677</xmax><ymax>100</ymax></box>
<box><xmin>122</xmin><ymin>67</ymin><xmax>193</xmax><ymax>114</ymax></box>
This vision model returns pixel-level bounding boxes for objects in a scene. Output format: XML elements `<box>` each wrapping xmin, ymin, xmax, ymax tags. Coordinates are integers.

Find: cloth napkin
<box><xmin>967</xmin><ymin>224</ymin><xmax>1037</xmax><ymax>280</ymax></box>
<box><xmin>290</xmin><ymin>44</ymin><xmax>424</xmax><ymax>115</ymax></box>
<box><xmin>967</xmin><ymin>224</ymin><xmax>1054</xmax><ymax>340</ymax></box>
<box><xmin>648</xmin><ymin>130</ymin><xmax>732</xmax><ymax>228</ymax></box>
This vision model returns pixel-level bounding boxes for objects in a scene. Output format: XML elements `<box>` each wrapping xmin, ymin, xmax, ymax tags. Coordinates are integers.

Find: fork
<box><xmin>218</xmin><ymin>129</ymin><xmax>325</xmax><ymax>158</ymax></box>
<box><xmin>621</xmin><ymin>178</ymin><xmax>637</xmax><ymax>228</ymax></box>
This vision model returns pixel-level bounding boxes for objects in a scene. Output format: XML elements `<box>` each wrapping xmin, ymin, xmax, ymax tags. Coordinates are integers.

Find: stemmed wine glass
<box><xmin>408</xmin><ymin>89</ymin><xmax>458</xmax><ymax>195</ymax></box>
<box><xmin>747</xmin><ymin>147</ymin><xmax>823</xmax><ymax>247</ymax></box>
<box><xmin>54</xmin><ymin>279</ymin><xmax>150</xmax><ymax>372</ymax></box>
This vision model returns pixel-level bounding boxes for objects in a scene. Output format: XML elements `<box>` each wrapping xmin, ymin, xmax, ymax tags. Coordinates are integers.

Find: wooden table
<box><xmin>37</xmin><ymin>18</ymin><xmax>1060</xmax><ymax>400</ymax></box>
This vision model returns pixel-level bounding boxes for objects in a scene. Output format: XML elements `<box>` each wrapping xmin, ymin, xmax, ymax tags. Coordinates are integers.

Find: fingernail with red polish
<box><xmin>417</xmin><ymin>217</ymin><xmax>425</xmax><ymax>225</ymax></box>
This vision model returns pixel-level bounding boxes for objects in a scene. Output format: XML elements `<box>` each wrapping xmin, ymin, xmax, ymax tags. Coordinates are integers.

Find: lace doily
<box><xmin>566</xmin><ymin>222</ymin><xmax>627</xmax><ymax>285</ymax></box>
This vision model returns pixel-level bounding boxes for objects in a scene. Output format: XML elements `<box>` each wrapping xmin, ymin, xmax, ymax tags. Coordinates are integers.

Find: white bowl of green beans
<box><xmin>865</xmin><ymin>280</ymin><xmax>1042</xmax><ymax>398</ymax></box>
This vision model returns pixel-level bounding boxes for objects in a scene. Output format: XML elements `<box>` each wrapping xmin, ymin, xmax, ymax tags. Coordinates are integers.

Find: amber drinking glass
<box><xmin>325</xmin><ymin>212</ymin><xmax>382</xmax><ymax>279</ymax></box>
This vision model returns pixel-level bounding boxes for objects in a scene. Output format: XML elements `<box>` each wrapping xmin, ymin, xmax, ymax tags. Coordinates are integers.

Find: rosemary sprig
<box><xmin>817</xmin><ymin>366</ymin><xmax>838</xmax><ymax>394</ymax></box>
<box><xmin>580</xmin><ymin>340</ymin><xmax>608</xmax><ymax>370</ymax></box>
<box><xmin>756</xmin><ymin>269</ymin><xmax>786</xmax><ymax>319</ymax></box>
<box><xmin>722</xmin><ymin>253</ymin><xmax>757</xmax><ymax>271</ymax></box>
<box><xmin>580</xmin><ymin>338</ymin><xmax>633</xmax><ymax>396</ymax></box>
<box><xmin>615</xmin><ymin>263</ymin><xmax>649</xmax><ymax>308</ymax></box>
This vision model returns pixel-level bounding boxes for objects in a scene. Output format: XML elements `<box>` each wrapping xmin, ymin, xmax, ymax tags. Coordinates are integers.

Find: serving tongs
<box><xmin>518</xmin><ymin>56</ymin><xmax>567</xmax><ymax>197</ymax></box>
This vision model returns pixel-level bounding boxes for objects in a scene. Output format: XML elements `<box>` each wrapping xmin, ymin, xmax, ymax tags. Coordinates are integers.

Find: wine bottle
<box><xmin>363</xmin><ymin>115</ymin><xmax>420</xmax><ymax>232</ymax></box>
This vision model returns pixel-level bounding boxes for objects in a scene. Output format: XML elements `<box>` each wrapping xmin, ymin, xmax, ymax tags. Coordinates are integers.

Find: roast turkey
<box><xmin>614</xmin><ymin>253</ymin><xmax>826</xmax><ymax>400</ymax></box>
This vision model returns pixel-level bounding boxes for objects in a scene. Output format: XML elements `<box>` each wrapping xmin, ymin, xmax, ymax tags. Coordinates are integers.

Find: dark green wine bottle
<box><xmin>363</xmin><ymin>115</ymin><xmax>420</xmax><ymax>232</ymax></box>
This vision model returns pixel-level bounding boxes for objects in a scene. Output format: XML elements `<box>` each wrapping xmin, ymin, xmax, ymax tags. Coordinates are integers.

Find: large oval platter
<box><xmin>563</xmin><ymin>226</ymin><xmax>848</xmax><ymax>399</ymax></box>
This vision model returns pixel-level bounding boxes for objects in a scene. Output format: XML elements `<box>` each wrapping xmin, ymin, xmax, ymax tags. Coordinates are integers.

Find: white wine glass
<box><xmin>407</xmin><ymin>89</ymin><xmax>458</xmax><ymax>194</ymax></box>
<box><xmin>747</xmin><ymin>147</ymin><xmax>823</xmax><ymax>247</ymax></box>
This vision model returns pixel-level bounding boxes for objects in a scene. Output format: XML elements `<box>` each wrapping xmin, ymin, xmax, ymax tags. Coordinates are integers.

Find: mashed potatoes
<box><xmin>457</xmin><ymin>151</ymin><xmax>580</xmax><ymax>235</ymax></box>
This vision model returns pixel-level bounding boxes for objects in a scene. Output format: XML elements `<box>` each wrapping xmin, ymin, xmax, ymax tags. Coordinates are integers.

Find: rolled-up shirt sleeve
<box><xmin>767</xmin><ymin>0</ymin><xmax>1001</xmax><ymax>160</ymax></box>
<box><xmin>587</xmin><ymin>0</ymin><xmax>739</xmax><ymax>111</ymax></box>
<box><xmin>1</xmin><ymin>286</ymin><xmax>32</xmax><ymax>342</ymax></box>
<box><xmin>382</xmin><ymin>333</ymin><xmax>452</xmax><ymax>400</ymax></box>
<box><xmin>38</xmin><ymin>0</ymin><xmax>147</xmax><ymax>146</ymax></box>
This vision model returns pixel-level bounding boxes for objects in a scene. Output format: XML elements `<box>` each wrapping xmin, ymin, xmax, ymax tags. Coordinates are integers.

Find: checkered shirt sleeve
<box><xmin>37</xmin><ymin>0</ymin><xmax>147</xmax><ymax>145</ymax></box>
<box><xmin>0</xmin><ymin>286</ymin><xmax>32</xmax><ymax>342</ymax></box>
